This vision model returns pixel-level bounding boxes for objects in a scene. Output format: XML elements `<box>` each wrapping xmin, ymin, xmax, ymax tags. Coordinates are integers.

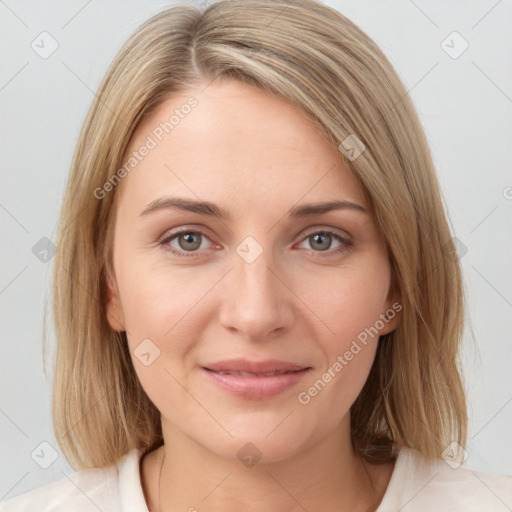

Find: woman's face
<box><xmin>106</xmin><ymin>78</ymin><xmax>399</xmax><ymax>463</ymax></box>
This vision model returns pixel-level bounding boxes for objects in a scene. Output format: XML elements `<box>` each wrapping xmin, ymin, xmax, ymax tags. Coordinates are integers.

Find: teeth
<box><xmin>217</xmin><ymin>370</ymin><xmax>291</xmax><ymax>376</ymax></box>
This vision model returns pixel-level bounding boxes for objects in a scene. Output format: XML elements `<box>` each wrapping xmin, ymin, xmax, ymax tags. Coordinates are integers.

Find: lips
<box><xmin>203</xmin><ymin>359</ymin><xmax>309</xmax><ymax>374</ymax></box>
<box><xmin>212</xmin><ymin>370</ymin><xmax>294</xmax><ymax>377</ymax></box>
<box><xmin>202</xmin><ymin>359</ymin><xmax>311</xmax><ymax>399</ymax></box>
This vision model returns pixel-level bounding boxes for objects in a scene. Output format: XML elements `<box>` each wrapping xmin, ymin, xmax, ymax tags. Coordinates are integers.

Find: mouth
<box><xmin>207</xmin><ymin>370</ymin><xmax>300</xmax><ymax>377</ymax></box>
<box><xmin>202</xmin><ymin>360</ymin><xmax>312</xmax><ymax>399</ymax></box>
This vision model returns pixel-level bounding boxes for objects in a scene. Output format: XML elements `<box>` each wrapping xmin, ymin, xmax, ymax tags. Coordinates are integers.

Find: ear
<box><xmin>105</xmin><ymin>267</ymin><xmax>126</xmax><ymax>332</ymax></box>
<box><xmin>379</xmin><ymin>280</ymin><xmax>402</xmax><ymax>336</ymax></box>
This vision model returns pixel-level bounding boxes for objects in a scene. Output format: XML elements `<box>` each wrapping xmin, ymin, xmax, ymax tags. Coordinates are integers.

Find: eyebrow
<box><xmin>139</xmin><ymin>196</ymin><xmax>367</xmax><ymax>219</ymax></box>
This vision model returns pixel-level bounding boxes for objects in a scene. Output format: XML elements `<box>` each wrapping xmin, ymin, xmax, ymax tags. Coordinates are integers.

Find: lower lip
<box><xmin>202</xmin><ymin>368</ymin><xmax>311</xmax><ymax>399</ymax></box>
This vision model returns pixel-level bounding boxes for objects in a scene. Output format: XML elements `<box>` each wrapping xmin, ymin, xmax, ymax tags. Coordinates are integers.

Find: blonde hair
<box><xmin>52</xmin><ymin>0</ymin><xmax>467</xmax><ymax>469</ymax></box>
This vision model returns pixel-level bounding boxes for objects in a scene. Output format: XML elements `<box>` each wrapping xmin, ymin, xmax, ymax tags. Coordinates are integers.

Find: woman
<box><xmin>2</xmin><ymin>0</ymin><xmax>511</xmax><ymax>510</ymax></box>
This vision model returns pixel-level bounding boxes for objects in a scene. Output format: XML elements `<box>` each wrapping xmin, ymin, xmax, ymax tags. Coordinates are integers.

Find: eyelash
<box><xmin>158</xmin><ymin>227</ymin><xmax>352</xmax><ymax>259</ymax></box>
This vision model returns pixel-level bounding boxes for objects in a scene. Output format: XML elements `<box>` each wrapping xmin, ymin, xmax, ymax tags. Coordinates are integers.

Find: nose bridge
<box><xmin>219</xmin><ymin>236</ymin><xmax>292</xmax><ymax>338</ymax></box>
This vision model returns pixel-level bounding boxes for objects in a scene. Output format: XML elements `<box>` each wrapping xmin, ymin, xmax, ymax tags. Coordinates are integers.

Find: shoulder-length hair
<box><xmin>51</xmin><ymin>0</ymin><xmax>467</xmax><ymax>469</ymax></box>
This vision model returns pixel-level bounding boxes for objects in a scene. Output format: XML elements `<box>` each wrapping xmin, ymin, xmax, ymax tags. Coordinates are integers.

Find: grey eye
<box><xmin>177</xmin><ymin>232</ymin><xmax>202</xmax><ymax>251</ymax></box>
<box><xmin>308</xmin><ymin>232</ymin><xmax>333</xmax><ymax>251</ymax></box>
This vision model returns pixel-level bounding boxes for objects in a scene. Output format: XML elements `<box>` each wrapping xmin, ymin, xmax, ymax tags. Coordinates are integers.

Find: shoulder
<box><xmin>0</xmin><ymin>449</ymin><xmax>146</xmax><ymax>512</ymax></box>
<box><xmin>379</xmin><ymin>447</ymin><xmax>512</xmax><ymax>512</ymax></box>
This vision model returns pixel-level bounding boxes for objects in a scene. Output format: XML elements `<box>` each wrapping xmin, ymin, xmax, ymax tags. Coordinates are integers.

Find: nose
<box><xmin>218</xmin><ymin>244</ymin><xmax>294</xmax><ymax>341</ymax></box>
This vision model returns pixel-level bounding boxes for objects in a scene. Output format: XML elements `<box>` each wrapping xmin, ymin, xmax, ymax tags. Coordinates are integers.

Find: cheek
<box><xmin>305</xmin><ymin>260</ymin><xmax>391</xmax><ymax>347</ymax></box>
<box><xmin>116</xmin><ymin>265</ymin><xmax>209</xmax><ymax>416</ymax></box>
<box><xmin>117</xmin><ymin>259</ymin><xmax>217</xmax><ymax>344</ymax></box>
<box><xmin>115</xmin><ymin>260</ymin><xmax>222</xmax><ymax>407</ymax></box>
<box><xmin>294</xmin><ymin>263</ymin><xmax>389</xmax><ymax>410</ymax></box>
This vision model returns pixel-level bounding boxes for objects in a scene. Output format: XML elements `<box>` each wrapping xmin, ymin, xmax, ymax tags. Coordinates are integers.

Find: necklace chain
<box><xmin>157</xmin><ymin>449</ymin><xmax>165</xmax><ymax>512</ymax></box>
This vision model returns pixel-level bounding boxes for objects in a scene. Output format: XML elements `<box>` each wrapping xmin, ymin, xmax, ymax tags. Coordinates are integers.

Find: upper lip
<box><xmin>203</xmin><ymin>359</ymin><xmax>310</xmax><ymax>374</ymax></box>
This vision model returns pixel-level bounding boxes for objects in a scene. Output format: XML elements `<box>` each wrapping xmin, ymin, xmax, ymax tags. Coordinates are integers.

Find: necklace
<box><xmin>157</xmin><ymin>449</ymin><xmax>165</xmax><ymax>512</ymax></box>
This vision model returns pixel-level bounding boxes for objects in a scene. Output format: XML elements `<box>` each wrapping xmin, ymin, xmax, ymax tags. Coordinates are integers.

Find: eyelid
<box><xmin>159</xmin><ymin>224</ymin><xmax>352</xmax><ymax>242</ymax></box>
<box><xmin>157</xmin><ymin>225</ymin><xmax>218</xmax><ymax>256</ymax></box>
<box><xmin>158</xmin><ymin>224</ymin><xmax>353</xmax><ymax>258</ymax></box>
<box><xmin>299</xmin><ymin>225</ymin><xmax>352</xmax><ymax>242</ymax></box>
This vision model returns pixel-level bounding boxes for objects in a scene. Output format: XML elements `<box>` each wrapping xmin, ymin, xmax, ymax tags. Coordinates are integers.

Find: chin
<box><xmin>201</xmin><ymin>416</ymin><xmax>322</xmax><ymax>467</ymax></box>
<box><xmin>213</xmin><ymin>435</ymin><xmax>305</xmax><ymax>467</ymax></box>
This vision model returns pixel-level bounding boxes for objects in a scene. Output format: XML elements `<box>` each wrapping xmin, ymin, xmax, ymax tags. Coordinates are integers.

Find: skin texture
<box><xmin>106</xmin><ymin>78</ymin><xmax>399</xmax><ymax>512</ymax></box>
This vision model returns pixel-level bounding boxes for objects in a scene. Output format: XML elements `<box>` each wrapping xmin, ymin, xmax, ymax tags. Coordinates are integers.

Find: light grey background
<box><xmin>1</xmin><ymin>0</ymin><xmax>511</xmax><ymax>501</ymax></box>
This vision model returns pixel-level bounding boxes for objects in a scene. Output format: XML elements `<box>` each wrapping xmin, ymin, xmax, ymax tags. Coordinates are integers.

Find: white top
<box><xmin>2</xmin><ymin>447</ymin><xmax>511</xmax><ymax>511</ymax></box>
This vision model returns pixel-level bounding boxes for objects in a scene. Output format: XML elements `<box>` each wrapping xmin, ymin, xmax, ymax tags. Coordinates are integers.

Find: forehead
<box><xmin>118</xmin><ymin>78</ymin><xmax>365</xmax><ymax>211</ymax></box>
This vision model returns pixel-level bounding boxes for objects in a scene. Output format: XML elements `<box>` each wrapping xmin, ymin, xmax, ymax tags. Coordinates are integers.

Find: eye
<box><xmin>296</xmin><ymin>229</ymin><xmax>352</xmax><ymax>257</ymax></box>
<box><xmin>158</xmin><ymin>227</ymin><xmax>352</xmax><ymax>259</ymax></box>
<box><xmin>159</xmin><ymin>229</ymin><xmax>214</xmax><ymax>257</ymax></box>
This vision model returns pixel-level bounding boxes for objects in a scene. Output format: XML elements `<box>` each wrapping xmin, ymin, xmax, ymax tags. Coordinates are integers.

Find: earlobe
<box><xmin>105</xmin><ymin>270</ymin><xmax>126</xmax><ymax>332</ymax></box>
<box><xmin>379</xmin><ymin>268</ymin><xmax>402</xmax><ymax>335</ymax></box>
<box><xmin>379</xmin><ymin>296</ymin><xmax>402</xmax><ymax>336</ymax></box>
<box><xmin>380</xmin><ymin>301</ymin><xmax>403</xmax><ymax>335</ymax></box>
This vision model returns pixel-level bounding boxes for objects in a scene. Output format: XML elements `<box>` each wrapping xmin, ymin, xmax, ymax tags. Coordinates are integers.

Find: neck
<box><xmin>144</xmin><ymin>418</ymin><xmax>390</xmax><ymax>512</ymax></box>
